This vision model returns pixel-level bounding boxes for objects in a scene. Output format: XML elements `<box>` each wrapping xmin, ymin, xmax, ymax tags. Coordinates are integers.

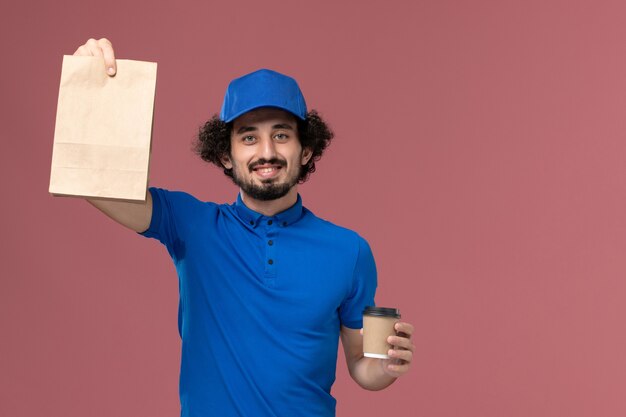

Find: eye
<box><xmin>242</xmin><ymin>135</ymin><xmax>256</xmax><ymax>144</ymax></box>
<box><xmin>273</xmin><ymin>133</ymin><xmax>289</xmax><ymax>141</ymax></box>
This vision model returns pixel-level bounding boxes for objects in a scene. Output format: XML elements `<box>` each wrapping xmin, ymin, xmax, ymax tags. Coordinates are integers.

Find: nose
<box><xmin>258</xmin><ymin>136</ymin><xmax>278</xmax><ymax>160</ymax></box>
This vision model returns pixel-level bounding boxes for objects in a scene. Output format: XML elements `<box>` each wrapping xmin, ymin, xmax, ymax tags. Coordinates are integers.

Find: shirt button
<box><xmin>249</xmin><ymin>220</ymin><xmax>254</xmax><ymax>226</ymax></box>
<box><xmin>282</xmin><ymin>221</ymin><xmax>287</xmax><ymax>227</ymax></box>
<box><xmin>268</xmin><ymin>259</ymin><xmax>274</xmax><ymax>265</ymax></box>
<box><xmin>268</xmin><ymin>220</ymin><xmax>273</xmax><ymax>225</ymax></box>
<box><xmin>268</xmin><ymin>240</ymin><xmax>273</xmax><ymax>246</ymax></box>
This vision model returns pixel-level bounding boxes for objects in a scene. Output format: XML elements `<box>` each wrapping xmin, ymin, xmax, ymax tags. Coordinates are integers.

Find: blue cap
<box><xmin>220</xmin><ymin>69</ymin><xmax>307</xmax><ymax>123</ymax></box>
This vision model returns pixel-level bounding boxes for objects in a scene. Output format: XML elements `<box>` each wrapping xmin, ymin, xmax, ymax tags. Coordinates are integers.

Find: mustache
<box><xmin>248</xmin><ymin>158</ymin><xmax>287</xmax><ymax>172</ymax></box>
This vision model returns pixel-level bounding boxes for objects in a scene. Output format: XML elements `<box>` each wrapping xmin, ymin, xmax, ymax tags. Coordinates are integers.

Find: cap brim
<box><xmin>222</xmin><ymin>105</ymin><xmax>306</xmax><ymax>123</ymax></box>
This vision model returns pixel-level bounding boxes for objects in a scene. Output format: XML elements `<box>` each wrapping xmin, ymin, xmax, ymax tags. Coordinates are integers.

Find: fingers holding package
<box><xmin>74</xmin><ymin>37</ymin><xmax>117</xmax><ymax>76</ymax></box>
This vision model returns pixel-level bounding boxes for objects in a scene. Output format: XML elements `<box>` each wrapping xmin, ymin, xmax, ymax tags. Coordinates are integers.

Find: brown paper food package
<box><xmin>49</xmin><ymin>55</ymin><xmax>157</xmax><ymax>201</ymax></box>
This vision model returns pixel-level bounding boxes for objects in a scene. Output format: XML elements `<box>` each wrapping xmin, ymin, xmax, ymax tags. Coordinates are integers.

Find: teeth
<box><xmin>259</xmin><ymin>167</ymin><xmax>275</xmax><ymax>174</ymax></box>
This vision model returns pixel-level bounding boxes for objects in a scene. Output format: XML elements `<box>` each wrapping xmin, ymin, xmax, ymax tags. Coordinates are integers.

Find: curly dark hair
<box><xmin>194</xmin><ymin>110</ymin><xmax>334</xmax><ymax>183</ymax></box>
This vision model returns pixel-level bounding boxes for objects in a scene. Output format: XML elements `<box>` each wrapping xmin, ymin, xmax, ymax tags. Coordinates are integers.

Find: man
<box><xmin>73</xmin><ymin>38</ymin><xmax>414</xmax><ymax>417</ymax></box>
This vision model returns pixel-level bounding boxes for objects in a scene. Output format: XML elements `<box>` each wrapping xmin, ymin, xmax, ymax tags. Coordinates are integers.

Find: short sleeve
<box><xmin>339</xmin><ymin>236</ymin><xmax>378</xmax><ymax>329</ymax></box>
<box><xmin>139</xmin><ymin>187</ymin><xmax>180</xmax><ymax>259</ymax></box>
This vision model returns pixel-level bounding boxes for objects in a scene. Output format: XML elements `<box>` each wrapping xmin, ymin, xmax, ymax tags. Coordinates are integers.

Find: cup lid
<box><xmin>363</xmin><ymin>306</ymin><xmax>401</xmax><ymax>318</ymax></box>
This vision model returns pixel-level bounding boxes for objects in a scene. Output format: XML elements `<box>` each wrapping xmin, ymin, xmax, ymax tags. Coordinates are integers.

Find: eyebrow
<box><xmin>272</xmin><ymin>123</ymin><xmax>295</xmax><ymax>131</ymax></box>
<box><xmin>235</xmin><ymin>123</ymin><xmax>295</xmax><ymax>135</ymax></box>
<box><xmin>236</xmin><ymin>126</ymin><xmax>257</xmax><ymax>134</ymax></box>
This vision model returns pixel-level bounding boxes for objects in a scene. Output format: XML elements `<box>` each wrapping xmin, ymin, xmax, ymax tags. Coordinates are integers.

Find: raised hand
<box><xmin>73</xmin><ymin>37</ymin><xmax>117</xmax><ymax>76</ymax></box>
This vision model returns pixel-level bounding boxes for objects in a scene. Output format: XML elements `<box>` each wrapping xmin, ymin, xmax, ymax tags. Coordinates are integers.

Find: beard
<box><xmin>230</xmin><ymin>158</ymin><xmax>300</xmax><ymax>201</ymax></box>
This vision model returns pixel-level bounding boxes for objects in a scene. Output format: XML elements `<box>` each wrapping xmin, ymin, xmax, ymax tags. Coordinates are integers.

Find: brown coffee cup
<box><xmin>362</xmin><ymin>306</ymin><xmax>401</xmax><ymax>359</ymax></box>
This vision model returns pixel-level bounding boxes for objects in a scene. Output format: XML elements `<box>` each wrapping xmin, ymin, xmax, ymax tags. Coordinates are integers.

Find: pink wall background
<box><xmin>2</xmin><ymin>0</ymin><xmax>626</xmax><ymax>416</ymax></box>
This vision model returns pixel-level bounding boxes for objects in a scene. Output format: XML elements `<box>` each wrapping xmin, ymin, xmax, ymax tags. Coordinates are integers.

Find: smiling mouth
<box><xmin>252</xmin><ymin>165</ymin><xmax>283</xmax><ymax>179</ymax></box>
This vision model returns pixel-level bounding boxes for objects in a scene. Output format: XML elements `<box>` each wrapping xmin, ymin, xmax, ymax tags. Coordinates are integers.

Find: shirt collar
<box><xmin>234</xmin><ymin>193</ymin><xmax>304</xmax><ymax>228</ymax></box>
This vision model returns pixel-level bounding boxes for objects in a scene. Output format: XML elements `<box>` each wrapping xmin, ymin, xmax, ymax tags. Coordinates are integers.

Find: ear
<box><xmin>301</xmin><ymin>147</ymin><xmax>313</xmax><ymax>166</ymax></box>
<box><xmin>220</xmin><ymin>154</ymin><xmax>233</xmax><ymax>169</ymax></box>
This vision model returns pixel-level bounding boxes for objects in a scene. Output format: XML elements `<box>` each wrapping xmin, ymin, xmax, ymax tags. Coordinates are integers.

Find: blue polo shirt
<box><xmin>140</xmin><ymin>187</ymin><xmax>377</xmax><ymax>417</ymax></box>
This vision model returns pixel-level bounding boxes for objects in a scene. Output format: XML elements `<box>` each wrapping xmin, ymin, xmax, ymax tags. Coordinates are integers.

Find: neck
<box><xmin>240</xmin><ymin>186</ymin><xmax>299</xmax><ymax>216</ymax></box>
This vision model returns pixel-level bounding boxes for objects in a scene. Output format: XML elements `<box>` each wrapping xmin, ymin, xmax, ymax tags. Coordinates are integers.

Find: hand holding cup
<box><xmin>383</xmin><ymin>321</ymin><xmax>414</xmax><ymax>377</ymax></box>
<box><xmin>362</xmin><ymin>307</ymin><xmax>414</xmax><ymax>378</ymax></box>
